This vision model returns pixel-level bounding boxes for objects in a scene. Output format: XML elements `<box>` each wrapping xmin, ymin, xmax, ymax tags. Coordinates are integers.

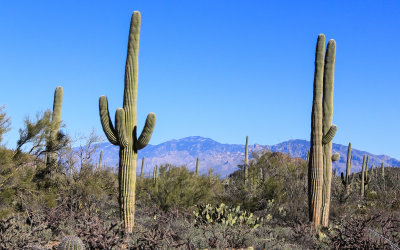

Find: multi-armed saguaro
<box><xmin>308</xmin><ymin>34</ymin><xmax>339</xmax><ymax>228</ymax></box>
<box><xmin>99</xmin><ymin>11</ymin><xmax>156</xmax><ymax>233</ymax></box>
<box><xmin>46</xmin><ymin>86</ymin><xmax>63</xmax><ymax>171</ymax></box>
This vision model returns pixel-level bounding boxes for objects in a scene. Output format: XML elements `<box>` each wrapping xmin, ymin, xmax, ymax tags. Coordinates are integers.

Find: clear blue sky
<box><xmin>1</xmin><ymin>1</ymin><xmax>399</xmax><ymax>159</ymax></box>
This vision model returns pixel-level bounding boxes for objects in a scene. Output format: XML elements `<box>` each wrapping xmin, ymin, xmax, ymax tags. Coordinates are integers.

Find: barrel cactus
<box><xmin>98</xmin><ymin>11</ymin><xmax>156</xmax><ymax>233</ymax></box>
<box><xmin>58</xmin><ymin>236</ymin><xmax>85</xmax><ymax>250</ymax></box>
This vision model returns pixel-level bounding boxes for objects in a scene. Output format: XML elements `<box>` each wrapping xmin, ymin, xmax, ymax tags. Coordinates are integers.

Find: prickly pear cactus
<box><xmin>193</xmin><ymin>203</ymin><xmax>263</xmax><ymax>229</ymax></box>
<box><xmin>58</xmin><ymin>236</ymin><xmax>85</xmax><ymax>250</ymax></box>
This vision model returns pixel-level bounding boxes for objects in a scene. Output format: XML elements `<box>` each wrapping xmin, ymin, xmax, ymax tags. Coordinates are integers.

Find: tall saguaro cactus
<box><xmin>98</xmin><ymin>11</ymin><xmax>156</xmax><ymax>233</ymax></box>
<box><xmin>46</xmin><ymin>86</ymin><xmax>63</xmax><ymax>171</ymax></box>
<box><xmin>308</xmin><ymin>34</ymin><xmax>337</xmax><ymax>228</ymax></box>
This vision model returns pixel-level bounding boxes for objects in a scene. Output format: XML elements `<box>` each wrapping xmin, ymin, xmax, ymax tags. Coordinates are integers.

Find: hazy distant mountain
<box><xmin>95</xmin><ymin>136</ymin><xmax>400</xmax><ymax>177</ymax></box>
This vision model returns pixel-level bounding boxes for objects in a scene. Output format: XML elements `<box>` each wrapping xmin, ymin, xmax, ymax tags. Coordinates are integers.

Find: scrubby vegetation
<box><xmin>1</xmin><ymin>10</ymin><xmax>400</xmax><ymax>250</ymax></box>
<box><xmin>0</xmin><ymin>104</ymin><xmax>399</xmax><ymax>249</ymax></box>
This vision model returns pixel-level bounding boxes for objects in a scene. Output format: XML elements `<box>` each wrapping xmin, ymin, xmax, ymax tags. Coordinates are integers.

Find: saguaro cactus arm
<box><xmin>322</xmin><ymin>125</ymin><xmax>337</xmax><ymax>144</ymax></box>
<box><xmin>115</xmin><ymin>108</ymin><xmax>129</xmax><ymax>148</ymax></box>
<box><xmin>136</xmin><ymin>112</ymin><xmax>156</xmax><ymax>150</ymax></box>
<box><xmin>99</xmin><ymin>96</ymin><xmax>118</xmax><ymax>145</ymax></box>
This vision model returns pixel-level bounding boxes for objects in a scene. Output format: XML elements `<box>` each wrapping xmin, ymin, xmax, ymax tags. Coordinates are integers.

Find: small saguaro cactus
<box><xmin>308</xmin><ymin>34</ymin><xmax>337</xmax><ymax>228</ymax></box>
<box><xmin>46</xmin><ymin>86</ymin><xmax>63</xmax><ymax>171</ymax></box>
<box><xmin>140</xmin><ymin>157</ymin><xmax>145</xmax><ymax>180</ymax></box>
<box><xmin>196</xmin><ymin>157</ymin><xmax>199</xmax><ymax>176</ymax></box>
<box><xmin>98</xmin><ymin>150</ymin><xmax>103</xmax><ymax>170</ymax></box>
<box><xmin>341</xmin><ymin>142</ymin><xmax>353</xmax><ymax>195</ymax></box>
<box><xmin>244</xmin><ymin>136</ymin><xmax>249</xmax><ymax>184</ymax></box>
<box><xmin>98</xmin><ymin>11</ymin><xmax>156</xmax><ymax>233</ymax></box>
<box><xmin>360</xmin><ymin>155</ymin><xmax>366</xmax><ymax>197</ymax></box>
<box><xmin>381</xmin><ymin>162</ymin><xmax>385</xmax><ymax>178</ymax></box>
<box><xmin>153</xmin><ymin>165</ymin><xmax>159</xmax><ymax>184</ymax></box>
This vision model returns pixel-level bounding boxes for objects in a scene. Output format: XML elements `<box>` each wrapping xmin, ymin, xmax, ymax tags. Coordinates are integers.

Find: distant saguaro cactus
<box><xmin>196</xmin><ymin>157</ymin><xmax>199</xmax><ymax>176</ymax></box>
<box><xmin>140</xmin><ymin>157</ymin><xmax>145</xmax><ymax>180</ymax></box>
<box><xmin>381</xmin><ymin>162</ymin><xmax>385</xmax><ymax>178</ymax></box>
<box><xmin>244</xmin><ymin>136</ymin><xmax>249</xmax><ymax>184</ymax></box>
<box><xmin>361</xmin><ymin>155</ymin><xmax>366</xmax><ymax>197</ymax></box>
<box><xmin>98</xmin><ymin>11</ymin><xmax>156</xmax><ymax>233</ymax></box>
<box><xmin>98</xmin><ymin>150</ymin><xmax>103</xmax><ymax>170</ymax></box>
<box><xmin>341</xmin><ymin>142</ymin><xmax>353</xmax><ymax>195</ymax></box>
<box><xmin>308</xmin><ymin>34</ymin><xmax>337</xmax><ymax>228</ymax></box>
<box><xmin>46</xmin><ymin>86</ymin><xmax>63</xmax><ymax>171</ymax></box>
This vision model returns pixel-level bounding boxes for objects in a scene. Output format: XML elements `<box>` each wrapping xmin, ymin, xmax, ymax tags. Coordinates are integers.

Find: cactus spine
<box><xmin>140</xmin><ymin>157</ymin><xmax>145</xmax><ymax>180</ymax></box>
<box><xmin>308</xmin><ymin>34</ymin><xmax>337</xmax><ymax>228</ymax></box>
<box><xmin>98</xmin><ymin>12</ymin><xmax>156</xmax><ymax>233</ymax></box>
<box><xmin>341</xmin><ymin>142</ymin><xmax>353</xmax><ymax>195</ymax></box>
<box><xmin>244</xmin><ymin>136</ymin><xmax>249</xmax><ymax>184</ymax></box>
<box><xmin>196</xmin><ymin>157</ymin><xmax>199</xmax><ymax>176</ymax></box>
<box><xmin>46</xmin><ymin>86</ymin><xmax>63</xmax><ymax>172</ymax></box>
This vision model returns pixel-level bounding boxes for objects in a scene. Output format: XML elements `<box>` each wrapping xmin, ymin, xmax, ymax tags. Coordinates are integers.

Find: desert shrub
<box><xmin>329</xmin><ymin>213</ymin><xmax>400</xmax><ymax>249</ymax></box>
<box><xmin>136</xmin><ymin>165</ymin><xmax>222</xmax><ymax>212</ymax></box>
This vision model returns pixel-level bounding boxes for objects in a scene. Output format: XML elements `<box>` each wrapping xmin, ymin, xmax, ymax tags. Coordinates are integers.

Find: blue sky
<box><xmin>1</xmin><ymin>1</ymin><xmax>399</xmax><ymax>159</ymax></box>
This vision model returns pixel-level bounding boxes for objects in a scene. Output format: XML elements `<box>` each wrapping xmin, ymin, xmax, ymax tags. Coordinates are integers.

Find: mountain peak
<box><xmin>96</xmin><ymin>136</ymin><xmax>399</xmax><ymax>177</ymax></box>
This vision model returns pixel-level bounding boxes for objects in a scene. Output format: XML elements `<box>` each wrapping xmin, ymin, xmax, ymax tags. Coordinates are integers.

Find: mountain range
<box><xmin>94</xmin><ymin>136</ymin><xmax>400</xmax><ymax>177</ymax></box>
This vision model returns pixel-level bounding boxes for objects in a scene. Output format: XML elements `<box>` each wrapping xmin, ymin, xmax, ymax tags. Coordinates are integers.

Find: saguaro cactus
<box><xmin>360</xmin><ymin>155</ymin><xmax>366</xmax><ymax>197</ymax></box>
<box><xmin>46</xmin><ymin>86</ymin><xmax>63</xmax><ymax>171</ymax></box>
<box><xmin>308</xmin><ymin>34</ymin><xmax>337</xmax><ymax>228</ymax></box>
<box><xmin>196</xmin><ymin>157</ymin><xmax>199</xmax><ymax>176</ymax></box>
<box><xmin>381</xmin><ymin>162</ymin><xmax>385</xmax><ymax>178</ymax></box>
<box><xmin>98</xmin><ymin>150</ymin><xmax>103</xmax><ymax>170</ymax></box>
<box><xmin>140</xmin><ymin>157</ymin><xmax>145</xmax><ymax>180</ymax></box>
<box><xmin>98</xmin><ymin>11</ymin><xmax>156</xmax><ymax>233</ymax></box>
<box><xmin>341</xmin><ymin>142</ymin><xmax>353</xmax><ymax>195</ymax></box>
<box><xmin>244</xmin><ymin>136</ymin><xmax>249</xmax><ymax>184</ymax></box>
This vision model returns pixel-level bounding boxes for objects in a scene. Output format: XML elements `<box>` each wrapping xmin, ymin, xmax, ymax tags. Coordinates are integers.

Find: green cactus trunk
<box><xmin>98</xmin><ymin>150</ymin><xmax>103</xmax><ymax>170</ymax></box>
<box><xmin>342</xmin><ymin>142</ymin><xmax>352</xmax><ymax>195</ymax></box>
<box><xmin>98</xmin><ymin>12</ymin><xmax>156</xmax><ymax>233</ymax></box>
<box><xmin>46</xmin><ymin>86</ymin><xmax>63</xmax><ymax>172</ymax></box>
<box><xmin>140</xmin><ymin>157</ymin><xmax>145</xmax><ymax>180</ymax></box>
<box><xmin>308</xmin><ymin>34</ymin><xmax>337</xmax><ymax>228</ymax></box>
<box><xmin>361</xmin><ymin>155</ymin><xmax>366</xmax><ymax>197</ymax></box>
<box><xmin>196</xmin><ymin>157</ymin><xmax>199</xmax><ymax>176</ymax></box>
<box><xmin>365</xmin><ymin>155</ymin><xmax>369</xmax><ymax>180</ymax></box>
<box><xmin>244</xmin><ymin>136</ymin><xmax>249</xmax><ymax>184</ymax></box>
<box><xmin>381</xmin><ymin>162</ymin><xmax>385</xmax><ymax>178</ymax></box>
<box><xmin>365</xmin><ymin>155</ymin><xmax>369</xmax><ymax>190</ymax></box>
